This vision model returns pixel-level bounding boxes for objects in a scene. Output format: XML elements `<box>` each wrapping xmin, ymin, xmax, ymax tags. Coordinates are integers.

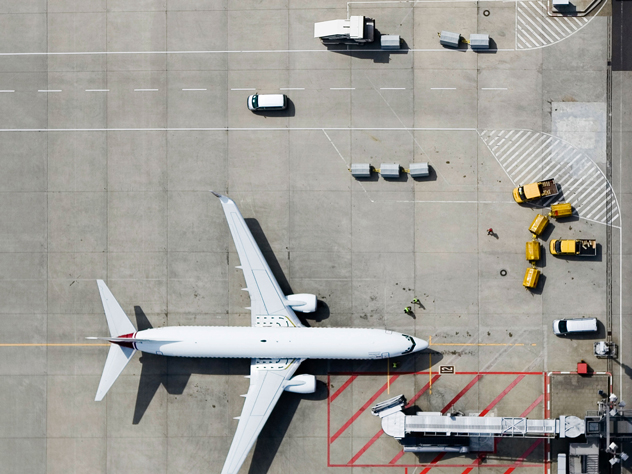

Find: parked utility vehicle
<box><xmin>513</xmin><ymin>178</ymin><xmax>559</xmax><ymax>203</ymax></box>
<box><xmin>549</xmin><ymin>239</ymin><xmax>597</xmax><ymax>257</ymax></box>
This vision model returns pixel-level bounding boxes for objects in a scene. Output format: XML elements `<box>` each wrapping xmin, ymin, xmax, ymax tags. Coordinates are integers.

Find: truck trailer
<box><xmin>314</xmin><ymin>16</ymin><xmax>375</xmax><ymax>45</ymax></box>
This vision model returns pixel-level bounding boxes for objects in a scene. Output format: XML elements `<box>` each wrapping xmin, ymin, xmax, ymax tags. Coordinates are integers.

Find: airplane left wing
<box><xmin>221</xmin><ymin>358</ymin><xmax>303</xmax><ymax>474</ymax></box>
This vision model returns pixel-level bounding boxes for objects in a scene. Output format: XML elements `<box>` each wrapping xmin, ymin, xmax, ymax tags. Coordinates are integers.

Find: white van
<box><xmin>552</xmin><ymin>317</ymin><xmax>598</xmax><ymax>336</ymax></box>
<box><xmin>247</xmin><ymin>93</ymin><xmax>287</xmax><ymax>111</ymax></box>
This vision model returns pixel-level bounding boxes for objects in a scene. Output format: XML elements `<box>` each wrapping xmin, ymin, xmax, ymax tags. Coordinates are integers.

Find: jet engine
<box><xmin>284</xmin><ymin>374</ymin><xmax>316</xmax><ymax>394</ymax></box>
<box><xmin>286</xmin><ymin>293</ymin><xmax>317</xmax><ymax>313</ymax></box>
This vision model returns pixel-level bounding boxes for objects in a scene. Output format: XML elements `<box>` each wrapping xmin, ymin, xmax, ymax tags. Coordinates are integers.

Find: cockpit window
<box><xmin>401</xmin><ymin>334</ymin><xmax>416</xmax><ymax>354</ymax></box>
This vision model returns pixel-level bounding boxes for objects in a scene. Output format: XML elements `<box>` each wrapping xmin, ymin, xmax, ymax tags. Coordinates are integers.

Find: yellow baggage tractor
<box><xmin>526</xmin><ymin>241</ymin><xmax>541</xmax><ymax>262</ymax></box>
<box><xmin>523</xmin><ymin>267</ymin><xmax>540</xmax><ymax>289</ymax></box>
<box><xmin>549</xmin><ymin>202</ymin><xmax>573</xmax><ymax>219</ymax></box>
<box><xmin>528</xmin><ymin>214</ymin><xmax>549</xmax><ymax>236</ymax></box>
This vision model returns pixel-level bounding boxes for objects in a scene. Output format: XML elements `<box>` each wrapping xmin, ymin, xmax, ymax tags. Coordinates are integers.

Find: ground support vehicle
<box><xmin>549</xmin><ymin>239</ymin><xmax>597</xmax><ymax>256</ymax></box>
<box><xmin>513</xmin><ymin>178</ymin><xmax>559</xmax><ymax>203</ymax></box>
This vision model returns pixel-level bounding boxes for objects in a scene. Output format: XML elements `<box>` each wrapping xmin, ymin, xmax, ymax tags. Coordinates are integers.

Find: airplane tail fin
<box><xmin>93</xmin><ymin>280</ymin><xmax>137</xmax><ymax>401</ymax></box>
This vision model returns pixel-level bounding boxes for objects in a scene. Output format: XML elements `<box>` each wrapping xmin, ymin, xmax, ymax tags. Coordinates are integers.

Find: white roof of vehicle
<box><xmin>314</xmin><ymin>16</ymin><xmax>364</xmax><ymax>39</ymax></box>
<box><xmin>256</xmin><ymin>94</ymin><xmax>285</xmax><ymax>107</ymax></box>
<box><xmin>566</xmin><ymin>318</ymin><xmax>597</xmax><ymax>331</ymax></box>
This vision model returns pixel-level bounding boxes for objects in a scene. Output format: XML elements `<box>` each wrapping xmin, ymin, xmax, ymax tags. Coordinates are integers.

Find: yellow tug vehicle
<box><xmin>513</xmin><ymin>178</ymin><xmax>559</xmax><ymax>203</ymax></box>
<box><xmin>550</xmin><ymin>239</ymin><xmax>597</xmax><ymax>257</ymax></box>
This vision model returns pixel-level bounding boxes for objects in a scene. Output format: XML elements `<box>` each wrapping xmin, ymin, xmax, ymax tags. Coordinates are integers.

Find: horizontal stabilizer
<box><xmin>86</xmin><ymin>336</ymin><xmax>179</xmax><ymax>344</ymax></box>
<box><xmin>95</xmin><ymin>343</ymin><xmax>135</xmax><ymax>401</ymax></box>
<box><xmin>97</xmin><ymin>279</ymin><xmax>136</xmax><ymax>337</ymax></box>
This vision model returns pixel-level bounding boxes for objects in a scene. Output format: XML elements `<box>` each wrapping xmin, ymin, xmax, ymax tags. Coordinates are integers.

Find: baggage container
<box><xmin>528</xmin><ymin>214</ymin><xmax>549</xmax><ymax>236</ymax></box>
<box><xmin>549</xmin><ymin>202</ymin><xmax>573</xmax><ymax>218</ymax></box>
<box><xmin>523</xmin><ymin>267</ymin><xmax>540</xmax><ymax>289</ymax></box>
<box><xmin>526</xmin><ymin>241</ymin><xmax>541</xmax><ymax>262</ymax></box>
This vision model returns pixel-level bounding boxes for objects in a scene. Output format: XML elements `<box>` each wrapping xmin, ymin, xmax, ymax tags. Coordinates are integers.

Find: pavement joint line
<box><xmin>0</xmin><ymin>48</ymin><xmax>517</xmax><ymax>56</ymax></box>
<box><xmin>0</xmin><ymin>127</ymin><xmax>478</xmax><ymax>131</ymax></box>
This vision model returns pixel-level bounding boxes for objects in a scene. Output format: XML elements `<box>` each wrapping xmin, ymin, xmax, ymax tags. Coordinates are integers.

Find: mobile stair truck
<box><xmin>513</xmin><ymin>178</ymin><xmax>559</xmax><ymax>203</ymax></box>
<box><xmin>314</xmin><ymin>16</ymin><xmax>375</xmax><ymax>45</ymax></box>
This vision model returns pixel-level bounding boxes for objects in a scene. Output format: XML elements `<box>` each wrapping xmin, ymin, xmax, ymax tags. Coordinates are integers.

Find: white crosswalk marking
<box><xmin>479</xmin><ymin>129</ymin><xmax>620</xmax><ymax>227</ymax></box>
<box><xmin>515</xmin><ymin>0</ymin><xmax>594</xmax><ymax>50</ymax></box>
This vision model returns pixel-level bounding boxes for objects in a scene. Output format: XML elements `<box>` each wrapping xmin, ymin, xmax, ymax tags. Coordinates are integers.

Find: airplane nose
<box><xmin>414</xmin><ymin>337</ymin><xmax>429</xmax><ymax>352</ymax></box>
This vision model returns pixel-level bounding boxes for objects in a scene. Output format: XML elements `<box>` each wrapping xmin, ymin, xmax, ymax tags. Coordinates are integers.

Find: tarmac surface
<box><xmin>0</xmin><ymin>0</ymin><xmax>628</xmax><ymax>473</ymax></box>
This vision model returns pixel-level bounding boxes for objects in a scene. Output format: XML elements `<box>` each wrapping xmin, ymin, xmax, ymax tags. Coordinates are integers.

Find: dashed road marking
<box><xmin>231</xmin><ymin>88</ymin><xmax>256</xmax><ymax>91</ymax></box>
<box><xmin>85</xmin><ymin>89</ymin><xmax>109</xmax><ymax>92</ymax></box>
<box><xmin>431</xmin><ymin>87</ymin><xmax>456</xmax><ymax>90</ymax></box>
<box><xmin>479</xmin><ymin>129</ymin><xmax>620</xmax><ymax>226</ymax></box>
<box><xmin>134</xmin><ymin>88</ymin><xmax>158</xmax><ymax>92</ymax></box>
<box><xmin>0</xmin><ymin>90</ymin><xmax>15</xmax><ymax>92</ymax></box>
<box><xmin>280</xmin><ymin>87</ymin><xmax>304</xmax><ymax>90</ymax></box>
<box><xmin>330</xmin><ymin>87</ymin><xmax>355</xmax><ymax>90</ymax></box>
<box><xmin>380</xmin><ymin>87</ymin><xmax>406</xmax><ymax>90</ymax></box>
<box><xmin>182</xmin><ymin>88</ymin><xmax>206</xmax><ymax>91</ymax></box>
<box><xmin>38</xmin><ymin>89</ymin><xmax>61</xmax><ymax>92</ymax></box>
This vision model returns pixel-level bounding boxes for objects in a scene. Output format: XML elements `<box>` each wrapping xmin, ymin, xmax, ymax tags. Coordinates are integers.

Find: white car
<box><xmin>247</xmin><ymin>93</ymin><xmax>287</xmax><ymax>111</ymax></box>
<box><xmin>552</xmin><ymin>317</ymin><xmax>598</xmax><ymax>336</ymax></box>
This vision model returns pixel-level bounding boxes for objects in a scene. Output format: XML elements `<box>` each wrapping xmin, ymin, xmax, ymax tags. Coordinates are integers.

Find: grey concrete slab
<box><xmin>48</xmin><ymin>132</ymin><xmax>107</xmax><ymax>192</ymax></box>
<box><xmin>0</xmin><ymin>13</ymin><xmax>46</xmax><ymax>54</ymax></box>
<box><xmin>415</xmin><ymin>200</ymin><xmax>478</xmax><ymax>254</ymax></box>
<box><xmin>47</xmin><ymin>72</ymin><xmax>107</xmax><ymax>128</ymax></box>
<box><xmin>167</xmin><ymin>71</ymin><xmax>227</xmax><ymax>128</ymax></box>
<box><xmin>0</xmin><ymin>375</ymin><xmax>46</xmax><ymax>437</ymax></box>
<box><xmin>107</xmin><ymin>131</ymin><xmax>167</xmax><ymax>192</ymax></box>
<box><xmin>47</xmin><ymin>438</ymin><xmax>106</xmax><ymax>474</ymax></box>
<box><xmin>48</xmin><ymin>252</ymin><xmax>107</xmax><ymax>313</ymax></box>
<box><xmin>0</xmin><ymin>73</ymin><xmax>47</xmax><ymax>128</ymax></box>
<box><xmin>107</xmin><ymin>437</ymin><xmax>167</xmax><ymax>474</ymax></box>
<box><xmin>48</xmin><ymin>192</ymin><xmax>107</xmax><ymax>252</ymax></box>
<box><xmin>478</xmin><ymin>68</ymin><xmax>543</xmax><ymax>130</ymax></box>
<box><xmin>0</xmin><ymin>0</ymin><xmax>45</xmax><ymax>13</ymax></box>
<box><xmin>106</xmin><ymin>73</ymin><xmax>167</xmax><ymax>127</ymax></box>
<box><xmin>289</xmin><ymin>130</ymin><xmax>352</xmax><ymax>191</ymax></box>
<box><xmin>414</xmin><ymin>68</ymin><xmax>478</xmax><ymax>128</ymax></box>
<box><xmin>108</xmin><ymin>192</ymin><xmax>167</xmax><ymax>252</ymax></box>
<box><xmin>0</xmin><ymin>192</ymin><xmax>47</xmax><ymax>252</ymax></box>
<box><xmin>106</xmin><ymin>11</ymin><xmax>166</xmax><ymax>71</ymax></box>
<box><xmin>108</xmin><ymin>0</ymin><xmax>166</xmax><ymax>10</ymax></box>
<box><xmin>0</xmin><ymin>439</ymin><xmax>46</xmax><ymax>474</ymax></box>
<box><xmin>167</xmin><ymin>436</ymin><xmax>231</xmax><ymax>474</ymax></box>
<box><xmin>166</xmin><ymin>10</ymin><xmax>227</xmax><ymax>71</ymax></box>
<box><xmin>48</xmin><ymin>0</ymin><xmax>105</xmax><ymax>12</ymax></box>
<box><xmin>167</xmin><ymin>131</ymin><xmax>228</xmax><ymax>192</ymax></box>
<box><xmin>351</xmin><ymin>70</ymin><xmax>414</xmax><ymax>128</ymax></box>
<box><xmin>47</xmin><ymin>12</ymin><xmax>106</xmax><ymax>72</ymax></box>
<box><xmin>227</xmin><ymin>9</ymin><xmax>288</xmax><ymax>71</ymax></box>
<box><xmin>47</xmin><ymin>375</ymin><xmax>106</xmax><ymax>437</ymax></box>
<box><xmin>0</xmin><ymin>132</ymin><xmax>47</xmax><ymax>192</ymax></box>
<box><xmin>413</xmin><ymin>4</ymin><xmax>477</xmax><ymax>50</ymax></box>
<box><xmin>542</xmin><ymin>17</ymin><xmax>608</xmax><ymax>72</ymax></box>
<box><xmin>290</xmin><ymin>191</ymin><xmax>351</xmax><ymax>252</ymax></box>
<box><xmin>227</xmin><ymin>131</ymin><xmax>290</xmax><ymax>191</ymax></box>
<box><xmin>167</xmin><ymin>0</ymin><xmax>226</xmax><ymax>10</ymax></box>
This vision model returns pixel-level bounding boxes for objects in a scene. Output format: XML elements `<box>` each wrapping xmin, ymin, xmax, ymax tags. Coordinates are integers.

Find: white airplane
<box><xmin>89</xmin><ymin>191</ymin><xmax>428</xmax><ymax>474</ymax></box>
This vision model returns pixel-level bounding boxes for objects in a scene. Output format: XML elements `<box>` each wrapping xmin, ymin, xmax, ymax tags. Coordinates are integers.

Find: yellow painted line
<box><xmin>430</xmin><ymin>343</ymin><xmax>531</xmax><ymax>346</ymax></box>
<box><xmin>0</xmin><ymin>343</ymin><xmax>109</xmax><ymax>347</ymax></box>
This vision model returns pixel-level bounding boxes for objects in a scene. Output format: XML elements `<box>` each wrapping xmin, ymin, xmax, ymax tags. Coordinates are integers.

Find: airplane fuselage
<box><xmin>119</xmin><ymin>326</ymin><xmax>427</xmax><ymax>359</ymax></box>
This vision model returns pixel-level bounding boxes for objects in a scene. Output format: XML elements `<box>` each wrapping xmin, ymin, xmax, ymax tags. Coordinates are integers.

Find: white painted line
<box><xmin>134</xmin><ymin>89</ymin><xmax>158</xmax><ymax>92</ymax></box>
<box><xmin>0</xmin><ymin>90</ymin><xmax>14</xmax><ymax>92</ymax></box>
<box><xmin>481</xmin><ymin>87</ymin><xmax>508</xmax><ymax>90</ymax></box>
<box><xmin>231</xmin><ymin>88</ymin><xmax>256</xmax><ymax>91</ymax></box>
<box><xmin>279</xmin><ymin>88</ymin><xmax>304</xmax><ymax>90</ymax></box>
<box><xmin>380</xmin><ymin>87</ymin><xmax>406</xmax><ymax>90</ymax></box>
<box><xmin>330</xmin><ymin>87</ymin><xmax>355</xmax><ymax>90</ymax></box>
<box><xmin>430</xmin><ymin>87</ymin><xmax>456</xmax><ymax>90</ymax></box>
<box><xmin>85</xmin><ymin>89</ymin><xmax>109</xmax><ymax>92</ymax></box>
<box><xmin>182</xmin><ymin>88</ymin><xmax>207</xmax><ymax>91</ymax></box>
<box><xmin>38</xmin><ymin>90</ymin><xmax>62</xmax><ymax>92</ymax></box>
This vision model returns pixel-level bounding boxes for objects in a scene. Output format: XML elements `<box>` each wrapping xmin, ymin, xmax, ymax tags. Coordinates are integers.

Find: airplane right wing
<box><xmin>212</xmin><ymin>191</ymin><xmax>304</xmax><ymax>328</ymax></box>
<box><xmin>221</xmin><ymin>358</ymin><xmax>303</xmax><ymax>474</ymax></box>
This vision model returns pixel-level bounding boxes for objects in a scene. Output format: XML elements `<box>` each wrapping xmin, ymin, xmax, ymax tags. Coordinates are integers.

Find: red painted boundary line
<box><xmin>406</xmin><ymin>374</ymin><xmax>442</xmax><ymax>408</ymax></box>
<box><xmin>330</xmin><ymin>374</ymin><xmax>400</xmax><ymax>443</ymax></box>
<box><xmin>520</xmin><ymin>394</ymin><xmax>544</xmax><ymax>417</ymax></box>
<box><xmin>461</xmin><ymin>453</ymin><xmax>486</xmax><ymax>474</ymax></box>
<box><xmin>328</xmin><ymin>371</ymin><xmax>546</xmax><ymax>469</ymax></box>
<box><xmin>442</xmin><ymin>374</ymin><xmax>483</xmax><ymax>414</ymax></box>
<box><xmin>330</xmin><ymin>375</ymin><xmax>357</xmax><ymax>403</ymax></box>
<box><xmin>330</xmin><ymin>371</ymin><xmax>542</xmax><ymax>376</ymax></box>
<box><xmin>348</xmin><ymin>429</ymin><xmax>384</xmax><ymax>465</ymax></box>
<box><xmin>479</xmin><ymin>374</ymin><xmax>525</xmax><ymax>417</ymax></box>
<box><xmin>504</xmin><ymin>438</ymin><xmax>544</xmax><ymax>474</ymax></box>
<box><xmin>389</xmin><ymin>449</ymin><xmax>406</xmax><ymax>465</ymax></box>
